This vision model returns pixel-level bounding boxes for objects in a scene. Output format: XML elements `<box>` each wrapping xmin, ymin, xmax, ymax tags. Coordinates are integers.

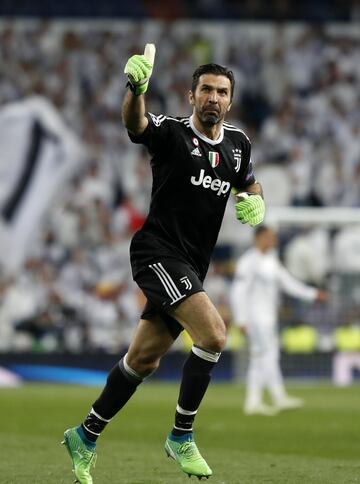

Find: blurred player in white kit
<box><xmin>230</xmin><ymin>226</ymin><xmax>327</xmax><ymax>415</ymax></box>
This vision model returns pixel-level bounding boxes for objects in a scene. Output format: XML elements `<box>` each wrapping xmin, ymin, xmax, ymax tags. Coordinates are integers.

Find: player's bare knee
<box><xmin>200</xmin><ymin>329</ymin><xmax>226</xmax><ymax>353</ymax></box>
<box><xmin>209</xmin><ymin>334</ymin><xmax>226</xmax><ymax>353</ymax></box>
<box><xmin>143</xmin><ymin>358</ymin><xmax>160</xmax><ymax>376</ymax></box>
<box><xmin>214</xmin><ymin>320</ymin><xmax>227</xmax><ymax>351</ymax></box>
<box><xmin>128</xmin><ymin>354</ymin><xmax>160</xmax><ymax>377</ymax></box>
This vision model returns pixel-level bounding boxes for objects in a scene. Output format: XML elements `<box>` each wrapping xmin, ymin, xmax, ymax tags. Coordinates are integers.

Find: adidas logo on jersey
<box><xmin>191</xmin><ymin>147</ymin><xmax>202</xmax><ymax>157</ymax></box>
<box><xmin>190</xmin><ymin>169</ymin><xmax>231</xmax><ymax>196</ymax></box>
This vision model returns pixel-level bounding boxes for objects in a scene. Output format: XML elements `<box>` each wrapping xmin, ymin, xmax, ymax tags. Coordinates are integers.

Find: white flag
<box><xmin>0</xmin><ymin>96</ymin><xmax>85</xmax><ymax>275</ymax></box>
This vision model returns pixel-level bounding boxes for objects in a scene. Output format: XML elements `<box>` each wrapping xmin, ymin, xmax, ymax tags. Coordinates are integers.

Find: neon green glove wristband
<box><xmin>235</xmin><ymin>194</ymin><xmax>265</xmax><ymax>227</ymax></box>
<box><xmin>124</xmin><ymin>55</ymin><xmax>153</xmax><ymax>96</ymax></box>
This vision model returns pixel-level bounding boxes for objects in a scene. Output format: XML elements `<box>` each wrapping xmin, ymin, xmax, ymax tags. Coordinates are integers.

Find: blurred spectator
<box><xmin>332</xmin><ymin>310</ymin><xmax>360</xmax><ymax>386</ymax></box>
<box><xmin>284</xmin><ymin>227</ymin><xmax>330</xmax><ymax>285</ymax></box>
<box><xmin>333</xmin><ymin>225</ymin><xmax>360</xmax><ymax>273</ymax></box>
<box><xmin>332</xmin><ymin>225</ymin><xmax>360</xmax><ymax>313</ymax></box>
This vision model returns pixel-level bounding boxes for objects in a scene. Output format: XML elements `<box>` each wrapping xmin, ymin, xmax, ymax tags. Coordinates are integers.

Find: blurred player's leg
<box><xmin>244</xmin><ymin>353</ymin><xmax>263</xmax><ymax>409</ymax></box>
<box><xmin>264</xmin><ymin>337</ymin><xmax>304</xmax><ymax>411</ymax></box>
<box><xmin>243</xmin><ymin>353</ymin><xmax>277</xmax><ymax>416</ymax></box>
<box><xmin>244</xmin><ymin>324</ymin><xmax>277</xmax><ymax>416</ymax></box>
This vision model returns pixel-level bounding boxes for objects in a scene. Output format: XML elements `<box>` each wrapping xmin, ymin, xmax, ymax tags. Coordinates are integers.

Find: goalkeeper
<box><xmin>62</xmin><ymin>47</ymin><xmax>265</xmax><ymax>483</ymax></box>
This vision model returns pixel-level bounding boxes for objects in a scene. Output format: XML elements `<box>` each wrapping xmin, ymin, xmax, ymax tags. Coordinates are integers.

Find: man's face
<box><xmin>258</xmin><ymin>229</ymin><xmax>278</xmax><ymax>252</ymax></box>
<box><xmin>189</xmin><ymin>74</ymin><xmax>232</xmax><ymax>127</ymax></box>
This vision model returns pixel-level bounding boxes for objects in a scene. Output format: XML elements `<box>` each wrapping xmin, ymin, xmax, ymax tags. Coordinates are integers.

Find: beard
<box><xmin>198</xmin><ymin>107</ymin><xmax>224</xmax><ymax>127</ymax></box>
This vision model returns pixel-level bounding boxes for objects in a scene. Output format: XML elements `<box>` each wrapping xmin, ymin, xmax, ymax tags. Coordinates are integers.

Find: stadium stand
<box><xmin>0</xmin><ymin>20</ymin><xmax>359</xmax><ymax>383</ymax></box>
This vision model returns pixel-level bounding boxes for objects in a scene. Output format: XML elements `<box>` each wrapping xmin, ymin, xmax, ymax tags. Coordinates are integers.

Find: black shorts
<box><xmin>133</xmin><ymin>257</ymin><xmax>204</xmax><ymax>339</ymax></box>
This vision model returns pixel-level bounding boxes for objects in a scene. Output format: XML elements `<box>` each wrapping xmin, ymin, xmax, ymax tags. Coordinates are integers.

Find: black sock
<box><xmin>172</xmin><ymin>345</ymin><xmax>220</xmax><ymax>436</ymax></box>
<box><xmin>82</xmin><ymin>354</ymin><xmax>143</xmax><ymax>442</ymax></box>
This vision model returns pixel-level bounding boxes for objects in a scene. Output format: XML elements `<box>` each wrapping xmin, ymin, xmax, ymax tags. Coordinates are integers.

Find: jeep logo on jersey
<box><xmin>190</xmin><ymin>169</ymin><xmax>230</xmax><ymax>196</ymax></box>
<box><xmin>208</xmin><ymin>151</ymin><xmax>219</xmax><ymax>168</ymax></box>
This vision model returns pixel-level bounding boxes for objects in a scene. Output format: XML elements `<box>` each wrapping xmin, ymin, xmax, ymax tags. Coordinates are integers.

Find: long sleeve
<box><xmin>277</xmin><ymin>263</ymin><xmax>318</xmax><ymax>301</ymax></box>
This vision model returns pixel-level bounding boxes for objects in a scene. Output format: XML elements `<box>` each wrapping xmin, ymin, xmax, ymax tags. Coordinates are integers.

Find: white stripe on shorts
<box><xmin>157</xmin><ymin>263</ymin><xmax>185</xmax><ymax>299</ymax></box>
<box><xmin>149</xmin><ymin>262</ymin><xmax>185</xmax><ymax>305</ymax></box>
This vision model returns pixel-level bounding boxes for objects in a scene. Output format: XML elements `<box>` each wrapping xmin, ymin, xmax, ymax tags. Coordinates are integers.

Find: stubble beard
<box><xmin>198</xmin><ymin>109</ymin><xmax>225</xmax><ymax>127</ymax></box>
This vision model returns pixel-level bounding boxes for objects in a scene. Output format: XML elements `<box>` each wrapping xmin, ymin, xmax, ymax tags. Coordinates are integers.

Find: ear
<box><xmin>227</xmin><ymin>102</ymin><xmax>232</xmax><ymax>112</ymax></box>
<box><xmin>188</xmin><ymin>90</ymin><xmax>195</xmax><ymax>106</ymax></box>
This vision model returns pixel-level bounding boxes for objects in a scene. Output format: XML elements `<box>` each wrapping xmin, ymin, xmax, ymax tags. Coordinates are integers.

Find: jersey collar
<box><xmin>189</xmin><ymin>115</ymin><xmax>224</xmax><ymax>145</ymax></box>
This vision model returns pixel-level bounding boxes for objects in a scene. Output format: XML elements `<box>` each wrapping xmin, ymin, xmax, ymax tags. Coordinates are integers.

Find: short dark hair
<box><xmin>254</xmin><ymin>225</ymin><xmax>271</xmax><ymax>238</ymax></box>
<box><xmin>191</xmin><ymin>63</ymin><xmax>235</xmax><ymax>100</ymax></box>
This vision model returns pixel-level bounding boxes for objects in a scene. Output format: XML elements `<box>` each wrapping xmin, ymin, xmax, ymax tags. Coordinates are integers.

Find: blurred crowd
<box><xmin>0</xmin><ymin>20</ymin><xmax>359</xmax><ymax>353</ymax></box>
<box><xmin>3</xmin><ymin>0</ymin><xmax>360</xmax><ymax>22</ymax></box>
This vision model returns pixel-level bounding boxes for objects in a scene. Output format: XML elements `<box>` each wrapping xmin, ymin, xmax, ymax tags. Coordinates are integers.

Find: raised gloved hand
<box><xmin>235</xmin><ymin>193</ymin><xmax>265</xmax><ymax>227</ymax></box>
<box><xmin>124</xmin><ymin>55</ymin><xmax>153</xmax><ymax>96</ymax></box>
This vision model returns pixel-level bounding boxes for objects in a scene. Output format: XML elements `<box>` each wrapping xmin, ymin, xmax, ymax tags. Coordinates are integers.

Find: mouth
<box><xmin>204</xmin><ymin>108</ymin><xmax>219</xmax><ymax>115</ymax></box>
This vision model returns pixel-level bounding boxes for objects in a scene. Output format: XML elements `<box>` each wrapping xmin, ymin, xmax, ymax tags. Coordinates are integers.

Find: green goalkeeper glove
<box><xmin>124</xmin><ymin>55</ymin><xmax>153</xmax><ymax>96</ymax></box>
<box><xmin>235</xmin><ymin>193</ymin><xmax>265</xmax><ymax>227</ymax></box>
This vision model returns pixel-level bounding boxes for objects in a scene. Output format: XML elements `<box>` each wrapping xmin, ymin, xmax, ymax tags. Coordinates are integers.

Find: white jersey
<box><xmin>230</xmin><ymin>248</ymin><xmax>317</xmax><ymax>327</ymax></box>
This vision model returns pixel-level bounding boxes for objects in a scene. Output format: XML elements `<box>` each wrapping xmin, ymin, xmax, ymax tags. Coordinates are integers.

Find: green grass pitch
<box><xmin>1</xmin><ymin>383</ymin><xmax>359</xmax><ymax>483</ymax></box>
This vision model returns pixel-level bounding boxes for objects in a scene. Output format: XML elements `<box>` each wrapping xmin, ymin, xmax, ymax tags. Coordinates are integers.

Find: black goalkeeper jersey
<box><xmin>129</xmin><ymin>113</ymin><xmax>256</xmax><ymax>280</ymax></box>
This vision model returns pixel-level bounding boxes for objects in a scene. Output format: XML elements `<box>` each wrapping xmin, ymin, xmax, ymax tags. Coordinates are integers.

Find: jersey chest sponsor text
<box><xmin>190</xmin><ymin>168</ymin><xmax>230</xmax><ymax>196</ymax></box>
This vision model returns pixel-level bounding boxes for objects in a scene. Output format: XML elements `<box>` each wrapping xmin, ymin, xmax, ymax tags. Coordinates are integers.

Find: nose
<box><xmin>209</xmin><ymin>91</ymin><xmax>218</xmax><ymax>103</ymax></box>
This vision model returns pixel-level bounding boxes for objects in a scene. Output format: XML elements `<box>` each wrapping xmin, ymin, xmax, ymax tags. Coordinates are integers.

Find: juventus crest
<box><xmin>180</xmin><ymin>276</ymin><xmax>192</xmax><ymax>290</ymax></box>
<box><xmin>232</xmin><ymin>148</ymin><xmax>242</xmax><ymax>173</ymax></box>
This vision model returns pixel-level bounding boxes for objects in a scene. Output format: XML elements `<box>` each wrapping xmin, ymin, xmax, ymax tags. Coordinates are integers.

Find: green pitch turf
<box><xmin>1</xmin><ymin>383</ymin><xmax>359</xmax><ymax>483</ymax></box>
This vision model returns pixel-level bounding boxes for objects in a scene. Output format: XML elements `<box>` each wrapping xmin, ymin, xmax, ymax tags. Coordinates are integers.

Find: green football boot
<box><xmin>62</xmin><ymin>427</ymin><xmax>97</xmax><ymax>484</ymax></box>
<box><xmin>165</xmin><ymin>432</ymin><xmax>212</xmax><ymax>480</ymax></box>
